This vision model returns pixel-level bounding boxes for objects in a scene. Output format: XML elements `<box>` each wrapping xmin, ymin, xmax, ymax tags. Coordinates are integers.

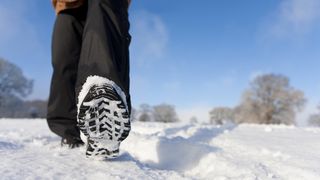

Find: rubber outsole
<box><xmin>77</xmin><ymin>84</ymin><xmax>130</xmax><ymax>158</ymax></box>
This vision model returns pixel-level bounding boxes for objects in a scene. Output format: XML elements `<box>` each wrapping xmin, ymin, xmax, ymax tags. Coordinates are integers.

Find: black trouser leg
<box><xmin>47</xmin><ymin>0</ymin><xmax>131</xmax><ymax>139</ymax></box>
<box><xmin>75</xmin><ymin>0</ymin><xmax>131</xmax><ymax>112</ymax></box>
<box><xmin>47</xmin><ymin>6</ymin><xmax>86</xmax><ymax>140</ymax></box>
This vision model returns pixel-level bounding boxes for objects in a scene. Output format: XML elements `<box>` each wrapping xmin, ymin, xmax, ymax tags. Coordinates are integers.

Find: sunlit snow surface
<box><xmin>0</xmin><ymin>119</ymin><xmax>319</xmax><ymax>180</ymax></box>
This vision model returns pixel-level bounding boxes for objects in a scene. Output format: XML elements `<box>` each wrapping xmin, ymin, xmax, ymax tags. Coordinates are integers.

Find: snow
<box><xmin>0</xmin><ymin>119</ymin><xmax>320</xmax><ymax>180</ymax></box>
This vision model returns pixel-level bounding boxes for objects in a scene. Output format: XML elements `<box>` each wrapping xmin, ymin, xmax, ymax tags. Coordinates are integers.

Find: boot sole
<box><xmin>78</xmin><ymin>84</ymin><xmax>130</xmax><ymax>158</ymax></box>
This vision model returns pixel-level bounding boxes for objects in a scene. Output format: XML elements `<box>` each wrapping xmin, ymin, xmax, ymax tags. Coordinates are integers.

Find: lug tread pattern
<box><xmin>78</xmin><ymin>84</ymin><xmax>131</xmax><ymax>158</ymax></box>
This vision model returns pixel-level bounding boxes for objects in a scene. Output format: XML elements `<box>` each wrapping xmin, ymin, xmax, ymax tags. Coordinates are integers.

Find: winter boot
<box><xmin>77</xmin><ymin>76</ymin><xmax>131</xmax><ymax>159</ymax></box>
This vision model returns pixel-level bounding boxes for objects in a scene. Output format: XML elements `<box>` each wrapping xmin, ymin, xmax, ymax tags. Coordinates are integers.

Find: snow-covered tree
<box><xmin>153</xmin><ymin>104</ymin><xmax>179</xmax><ymax>123</ymax></box>
<box><xmin>234</xmin><ymin>74</ymin><xmax>305</xmax><ymax>125</ymax></box>
<box><xmin>209</xmin><ymin>107</ymin><xmax>234</xmax><ymax>125</ymax></box>
<box><xmin>0</xmin><ymin>58</ymin><xmax>33</xmax><ymax>117</ymax></box>
<box><xmin>0</xmin><ymin>58</ymin><xmax>33</xmax><ymax>101</ymax></box>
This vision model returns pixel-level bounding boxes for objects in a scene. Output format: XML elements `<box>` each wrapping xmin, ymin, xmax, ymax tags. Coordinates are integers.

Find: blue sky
<box><xmin>1</xmin><ymin>0</ymin><xmax>320</xmax><ymax>122</ymax></box>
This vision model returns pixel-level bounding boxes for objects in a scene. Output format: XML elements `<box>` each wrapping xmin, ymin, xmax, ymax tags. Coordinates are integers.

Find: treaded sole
<box><xmin>85</xmin><ymin>139</ymin><xmax>120</xmax><ymax>159</ymax></box>
<box><xmin>78</xmin><ymin>84</ymin><xmax>131</xmax><ymax>159</ymax></box>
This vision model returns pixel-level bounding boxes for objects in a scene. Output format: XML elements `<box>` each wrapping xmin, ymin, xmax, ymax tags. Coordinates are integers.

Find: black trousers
<box><xmin>47</xmin><ymin>0</ymin><xmax>131</xmax><ymax>140</ymax></box>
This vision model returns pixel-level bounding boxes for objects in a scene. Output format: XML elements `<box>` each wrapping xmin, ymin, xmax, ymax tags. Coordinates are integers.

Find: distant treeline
<box><xmin>1</xmin><ymin>58</ymin><xmax>320</xmax><ymax>126</ymax></box>
<box><xmin>0</xmin><ymin>99</ymin><xmax>47</xmax><ymax>118</ymax></box>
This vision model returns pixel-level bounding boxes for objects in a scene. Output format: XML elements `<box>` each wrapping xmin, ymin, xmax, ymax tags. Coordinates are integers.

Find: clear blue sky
<box><xmin>1</xmin><ymin>0</ymin><xmax>320</xmax><ymax>121</ymax></box>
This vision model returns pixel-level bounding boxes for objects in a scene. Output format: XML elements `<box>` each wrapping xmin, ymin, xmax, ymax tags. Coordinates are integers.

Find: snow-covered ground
<box><xmin>0</xmin><ymin>119</ymin><xmax>319</xmax><ymax>180</ymax></box>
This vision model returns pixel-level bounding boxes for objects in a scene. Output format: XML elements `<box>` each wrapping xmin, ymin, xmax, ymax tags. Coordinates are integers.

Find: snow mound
<box><xmin>0</xmin><ymin>119</ymin><xmax>319</xmax><ymax>179</ymax></box>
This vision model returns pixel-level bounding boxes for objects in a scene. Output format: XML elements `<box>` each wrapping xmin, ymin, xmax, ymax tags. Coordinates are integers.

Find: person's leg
<box><xmin>47</xmin><ymin>5</ymin><xmax>87</xmax><ymax>144</ymax></box>
<box><xmin>76</xmin><ymin>0</ymin><xmax>131</xmax><ymax>108</ymax></box>
<box><xmin>75</xmin><ymin>0</ymin><xmax>131</xmax><ymax>158</ymax></box>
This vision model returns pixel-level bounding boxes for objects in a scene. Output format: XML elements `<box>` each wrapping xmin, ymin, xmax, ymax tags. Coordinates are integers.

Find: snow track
<box><xmin>0</xmin><ymin>119</ymin><xmax>319</xmax><ymax>179</ymax></box>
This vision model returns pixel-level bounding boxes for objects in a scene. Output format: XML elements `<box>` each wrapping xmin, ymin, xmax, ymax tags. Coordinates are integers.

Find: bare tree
<box><xmin>209</xmin><ymin>107</ymin><xmax>234</xmax><ymax>125</ymax></box>
<box><xmin>234</xmin><ymin>74</ymin><xmax>305</xmax><ymax>125</ymax></box>
<box><xmin>308</xmin><ymin>105</ymin><xmax>320</xmax><ymax>127</ymax></box>
<box><xmin>153</xmin><ymin>104</ymin><xmax>179</xmax><ymax>123</ymax></box>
